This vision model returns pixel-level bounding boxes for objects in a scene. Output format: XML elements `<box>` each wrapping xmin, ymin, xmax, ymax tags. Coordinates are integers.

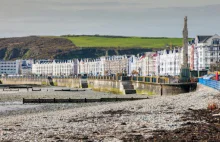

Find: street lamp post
<box><xmin>138</xmin><ymin>67</ymin><xmax>141</xmax><ymax>76</ymax></box>
<box><xmin>196</xmin><ymin>46</ymin><xmax>199</xmax><ymax>77</ymax></box>
<box><xmin>217</xmin><ymin>40</ymin><xmax>219</xmax><ymax>63</ymax></box>
<box><xmin>174</xmin><ymin>55</ymin><xmax>176</xmax><ymax>76</ymax></box>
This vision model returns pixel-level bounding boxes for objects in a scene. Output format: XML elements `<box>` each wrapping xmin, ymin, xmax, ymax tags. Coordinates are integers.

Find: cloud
<box><xmin>0</xmin><ymin>0</ymin><xmax>220</xmax><ymax>37</ymax></box>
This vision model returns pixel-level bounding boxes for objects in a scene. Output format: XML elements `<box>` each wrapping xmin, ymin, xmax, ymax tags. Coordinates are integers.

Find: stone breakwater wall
<box><xmin>52</xmin><ymin>78</ymin><xmax>81</xmax><ymax>88</ymax></box>
<box><xmin>132</xmin><ymin>82</ymin><xmax>197</xmax><ymax>96</ymax></box>
<box><xmin>87</xmin><ymin>79</ymin><xmax>197</xmax><ymax>95</ymax></box>
<box><xmin>0</xmin><ymin>78</ymin><xmax>49</xmax><ymax>86</ymax></box>
<box><xmin>0</xmin><ymin>78</ymin><xmax>197</xmax><ymax>95</ymax></box>
<box><xmin>0</xmin><ymin>78</ymin><xmax>81</xmax><ymax>88</ymax></box>
<box><xmin>87</xmin><ymin>79</ymin><xmax>124</xmax><ymax>94</ymax></box>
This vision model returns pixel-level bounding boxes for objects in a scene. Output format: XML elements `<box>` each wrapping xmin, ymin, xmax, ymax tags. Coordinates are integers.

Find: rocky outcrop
<box><xmin>0</xmin><ymin>36</ymin><xmax>77</xmax><ymax>60</ymax></box>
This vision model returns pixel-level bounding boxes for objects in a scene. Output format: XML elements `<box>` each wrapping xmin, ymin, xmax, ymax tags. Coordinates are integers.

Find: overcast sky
<box><xmin>0</xmin><ymin>0</ymin><xmax>220</xmax><ymax>38</ymax></box>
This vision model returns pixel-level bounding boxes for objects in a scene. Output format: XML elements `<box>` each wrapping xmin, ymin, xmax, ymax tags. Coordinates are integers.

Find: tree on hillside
<box><xmin>132</xmin><ymin>70</ymin><xmax>139</xmax><ymax>76</ymax></box>
<box><xmin>104</xmin><ymin>70</ymin><xmax>109</xmax><ymax>76</ymax></box>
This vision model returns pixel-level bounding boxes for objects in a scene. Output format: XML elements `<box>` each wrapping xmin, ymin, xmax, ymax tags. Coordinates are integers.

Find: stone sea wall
<box><xmin>52</xmin><ymin>78</ymin><xmax>81</xmax><ymax>88</ymax></box>
<box><xmin>133</xmin><ymin>82</ymin><xmax>197</xmax><ymax>96</ymax></box>
<box><xmin>0</xmin><ymin>78</ymin><xmax>49</xmax><ymax>86</ymax></box>
<box><xmin>0</xmin><ymin>77</ymin><xmax>197</xmax><ymax>95</ymax></box>
<box><xmin>0</xmin><ymin>77</ymin><xmax>81</xmax><ymax>88</ymax></box>
<box><xmin>87</xmin><ymin>79</ymin><xmax>125</xmax><ymax>94</ymax></box>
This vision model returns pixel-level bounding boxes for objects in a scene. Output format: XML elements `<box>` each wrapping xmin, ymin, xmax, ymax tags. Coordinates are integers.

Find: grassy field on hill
<box><xmin>64</xmin><ymin>35</ymin><xmax>184</xmax><ymax>49</ymax></box>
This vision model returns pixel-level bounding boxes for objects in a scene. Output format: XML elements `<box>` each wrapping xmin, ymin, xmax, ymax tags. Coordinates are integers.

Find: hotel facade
<box><xmin>32</xmin><ymin>60</ymin><xmax>78</xmax><ymax>76</ymax></box>
<box><xmin>189</xmin><ymin>34</ymin><xmax>220</xmax><ymax>71</ymax></box>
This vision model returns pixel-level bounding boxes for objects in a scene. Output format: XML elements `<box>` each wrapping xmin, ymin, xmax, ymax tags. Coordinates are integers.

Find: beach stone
<box><xmin>0</xmin><ymin>85</ymin><xmax>219</xmax><ymax>141</ymax></box>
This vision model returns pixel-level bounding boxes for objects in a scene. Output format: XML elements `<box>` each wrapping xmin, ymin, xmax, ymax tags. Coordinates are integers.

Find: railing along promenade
<box><xmin>0</xmin><ymin>76</ymin><xmax>80</xmax><ymax>80</ymax></box>
<box><xmin>199</xmin><ymin>78</ymin><xmax>220</xmax><ymax>91</ymax></box>
<box><xmin>1</xmin><ymin>75</ymin><xmax>171</xmax><ymax>84</ymax></box>
<box><xmin>88</xmin><ymin>76</ymin><xmax>170</xmax><ymax>84</ymax></box>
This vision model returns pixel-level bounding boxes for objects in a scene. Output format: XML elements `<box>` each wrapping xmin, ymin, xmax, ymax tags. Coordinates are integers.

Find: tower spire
<box><xmin>180</xmin><ymin>16</ymin><xmax>190</xmax><ymax>82</ymax></box>
<box><xmin>182</xmin><ymin>16</ymin><xmax>188</xmax><ymax>68</ymax></box>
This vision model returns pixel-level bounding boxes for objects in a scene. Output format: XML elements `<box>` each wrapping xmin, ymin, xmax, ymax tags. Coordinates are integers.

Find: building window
<box><xmin>212</xmin><ymin>39</ymin><xmax>220</xmax><ymax>45</ymax></box>
<box><xmin>211</xmin><ymin>59</ymin><xmax>213</xmax><ymax>62</ymax></box>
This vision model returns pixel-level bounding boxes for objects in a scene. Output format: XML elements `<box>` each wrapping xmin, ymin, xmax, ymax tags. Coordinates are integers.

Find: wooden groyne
<box><xmin>3</xmin><ymin>88</ymin><xmax>19</xmax><ymax>91</ymax></box>
<box><xmin>32</xmin><ymin>89</ymin><xmax>41</xmax><ymax>91</ymax></box>
<box><xmin>54</xmin><ymin>89</ymin><xmax>86</xmax><ymax>92</ymax></box>
<box><xmin>9</xmin><ymin>86</ymin><xmax>33</xmax><ymax>89</ymax></box>
<box><xmin>2</xmin><ymin>88</ymin><xmax>86</xmax><ymax>92</ymax></box>
<box><xmin>23</xmin><ymin>97</ymin><xmax>149</xmax><ymax>104</ymax></box>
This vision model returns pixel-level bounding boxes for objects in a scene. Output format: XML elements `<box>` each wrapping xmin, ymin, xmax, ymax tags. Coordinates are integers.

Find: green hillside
<box><xmin>0</xmin><ymin>35</ymin><xmax>190</xmax><ymax>60</ymax></box>
<box><xmin>64</xmin><ymin>35</ymin><xmax>184</xmax><ymax>49</ymax></box>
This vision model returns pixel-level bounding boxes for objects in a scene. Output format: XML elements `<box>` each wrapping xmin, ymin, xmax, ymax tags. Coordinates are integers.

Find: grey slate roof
<box><xmin>197</xmin><ymin>35</ymin><xmax>212</xmax><ymax>43</ymax></box>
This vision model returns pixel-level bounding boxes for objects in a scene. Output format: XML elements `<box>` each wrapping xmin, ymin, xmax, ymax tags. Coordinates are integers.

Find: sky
<box><xmin>0</xmin><ymin>0</ymin><xmax>220</xmax><ymax>38</ymax></box>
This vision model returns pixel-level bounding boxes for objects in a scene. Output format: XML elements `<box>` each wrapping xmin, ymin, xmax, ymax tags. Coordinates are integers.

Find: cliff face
<box><xmin>55</xmin><ymin>48</ymin><xmax>153</xmax><ymax>59</ymax></box>
<box><xmin>0</xmin><ymin>36</ymin><xmax>153</xmax><ymax>60</ymax></box>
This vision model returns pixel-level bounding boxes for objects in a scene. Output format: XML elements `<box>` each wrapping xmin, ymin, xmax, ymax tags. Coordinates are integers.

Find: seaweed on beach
<box><xmin>147</xmin><ymin>108</ymin><xmax>220</xmax><ymax>141</ymax></box>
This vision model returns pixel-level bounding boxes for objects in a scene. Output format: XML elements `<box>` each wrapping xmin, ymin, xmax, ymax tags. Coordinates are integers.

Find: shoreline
<box><xmin>0</xmin><ymin>84</ymin><xmax>219</xmax><ymax>141</ymax></box>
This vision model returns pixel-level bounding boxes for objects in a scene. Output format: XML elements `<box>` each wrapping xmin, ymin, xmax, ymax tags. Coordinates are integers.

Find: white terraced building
<box><xmin>157</xmin><ymin>48</ymin><xmax>183</xmax><ymax>76</ymax></box>
<box><xmin>79</xmin><ymin>58</ymin><xmax>103</xmax><ymax>76</ymax></box>
<box><xmin>103</xmin><ymin>55</ymin><xmax>129</xmax><ymax>76</ymax></box>
<box><xmin>136</xmin><ymin>54</ymin><xmax>146</xmax><ymax>76</ymax></box>
<box><xmin>189</xmin><ymin>34</ymin><xmax>220</xmax><ymax>71</ymax></box>
<box><xmin>32</xmin><ymin>60</ymin><xmax>77</xmax><ymax>76</ymax></box>
<box><xmin>79</xmin><ymin>55</ymin><xmax>129</xmax><ymax>76</ymax></box>
<box><xmin>128</xmin><ymin>55</ymin><xmax>137</xmax><ymax>76</ymax></box>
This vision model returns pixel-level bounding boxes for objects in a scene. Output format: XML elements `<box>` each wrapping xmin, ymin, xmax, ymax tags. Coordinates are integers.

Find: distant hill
<box><xmin>0</xmin><ymin>35</ymin><xmax>186</xmax><ymax>60</ymax></box>
<box><xmin>0</xmin><ymin>36</ymin><xmax>77</xmax><ymax>60</ymax></box>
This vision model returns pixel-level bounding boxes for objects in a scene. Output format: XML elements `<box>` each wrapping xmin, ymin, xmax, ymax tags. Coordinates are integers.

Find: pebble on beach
<box><xmin>0</xmin><ymin>85</ymin><xmax>219</xmax><ymax>141</ymax></box>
